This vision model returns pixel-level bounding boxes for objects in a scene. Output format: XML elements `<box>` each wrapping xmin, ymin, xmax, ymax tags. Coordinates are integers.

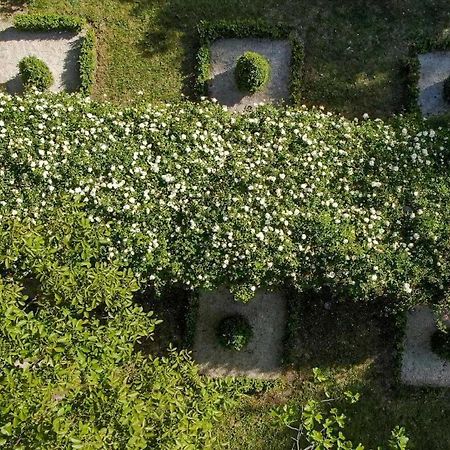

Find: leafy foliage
<box><xmin>0</xmin><ymin>93</ymin><xmax>450</xmax><ymax>307</ymax></box>
<box><xmin>14</xmin><ymin>13</ymin><xmax>85</xmax><ymax>32</ymax></box>
<box><xmin>430</xmin><ymin>329</ymin><xmax>450</xmax><ymax>360</ymax></box>
<box><xmin>271</xmin><ymin>368</ymin><xmax>409</xmax><ymax>450</ymax></box>
<box><xmin>0</xmin><ymin>213</ymin><xmax>242</xmax><ymax>449</ymax></box>
<box><xmin>79</xmin><ymin>28</ymin><xmax>97</xmax><ymax>95</ymax></box>
<box><xmin>444</xmin><ymin>75</ymin><xmax>450</xmax><ymax>104</ymax></box>
<box><xmin>216</xmin><ymin>314</ymin><xmax>253</xmax><ymax>351</ymax></box>
<box><xmin>18</xmin><ymin>56</ymin><xmax>54</xmax><ymax>91</ymax></box>
<box><xmin>235</xmin><ymin>51</ymin><xmax>271</xmax><ymax>93</ymax></box>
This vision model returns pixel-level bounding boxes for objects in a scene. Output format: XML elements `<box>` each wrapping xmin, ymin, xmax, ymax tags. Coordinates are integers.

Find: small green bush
<box><xmin>430</xmin><ymin>329</ymin><xmax>450</xmax><ymax>360</ymax></box>
<box><xmin>18</xmin><ymin>56</ymin><xmax>53</xmax><ymax>91</ymax></box>
<box><xmin>216</xmin><ymin>314</ymin><xmax>253</xmax><ymax>351</ymax></box>
<box><xmin>443</xmin><ymin>75</ymin><xmax>450</xmax><ymax>103</ymax></box>
<box><xmin>234</xmin><ymin>51</ymin><xmax>270</xmax><ymax>93</ymax></box>
<box><xmin>79</xmin><ymin>28</ymin><xmax>97</xmax><ymax>95</ymax></box>
<box><xmin>14</xmin><ymin>14</ymin><xmax>85</xmax><ymax>32</ymax></box>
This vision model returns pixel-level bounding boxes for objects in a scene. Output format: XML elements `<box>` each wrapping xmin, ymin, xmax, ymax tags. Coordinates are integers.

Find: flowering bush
<box><xmin>0</xmin><ymin>92</ymin><xmax>449</xmax><ymax>307</ymax></box>
<box><xmin>18</xmin><ymin>56</ymin><xmax>53</xmax><ymax>91</ymax></box>
<box><xmin>235</xmin><ymin>51</ymin><xmax>271</xmax><ymax>93</ymax></box>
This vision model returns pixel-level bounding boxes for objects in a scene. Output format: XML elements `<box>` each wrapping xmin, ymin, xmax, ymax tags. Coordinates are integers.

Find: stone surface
<box><xmin>0</xmin><ymin>20</ymin><xmax>82</xmax><ymax>93</ymax></box>
<box><xmin>193</xmin><ymin>287</ymin><xmax>287</xmax><ymax>379</ymax></box>
<box><xmin>401</xmin><ymin>306</ymin><xmax>450</xmax><ymax>387</ymax></box>
<box><xmin>209</xmin><ymin>38</ymin><xmax>291</xmax><ymax>112</ymax></box>
<box><xmin>418</xmin><ymin>51</ymin><xmax>450</xmax><ymax>117</ymax></box>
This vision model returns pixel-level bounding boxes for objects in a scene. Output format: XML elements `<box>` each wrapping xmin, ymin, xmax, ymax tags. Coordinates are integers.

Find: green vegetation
<box><xmin>18</xmin><ymin>56</ymin><xmax>53</xmax><ymax>90</ymax></box>
<box><xmin>19</xmin><ymin>0</ymin><xmax>449</xmax><ymax>116</ymax></box>
<box><xmin>444</xmin><ymin>75</ymin><xmax>450</xmax><ymax>103</ymax></box>
<box><xmin>235</xmin><ymin>51</ymin><xmax>271</xmax><ymax>93</ymax></box>
<box><xmin>431</xmin><ymin>329</ymin><xmax>450</xmax><ymax>360</ymax></box>
<box><xmin>0</xmin><ymin>213</ymin><xmax>247</xmax><ymax>449</ymax></box>
<box><xmin>216</xmin><ymin>314</ymin><xmax>253</xmax><ymax>351</ymax></box>
<box><xmin>13</xmin><ymin>12</ymin><xmax>85</xmax><ymax>31</ymax></box>
<box><xmin>79</xmin><ymin>28</ymin><xmax>97</xmax><ymax>95</ymax></box>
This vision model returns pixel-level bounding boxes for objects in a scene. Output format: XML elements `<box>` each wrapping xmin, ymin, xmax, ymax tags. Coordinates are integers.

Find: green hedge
<box><xmin>13</xmin><ymin>14</ymin><xmax>96</xmax><ymax>95</ymax></box>
<box><xmin>0</xmin><ymin>93</ymin><xmax>450</xmax><ymax>307</ymax></box>
<box><xmin>194</xmin><ymin>20</ymin><xmax>304</xmax><ymax>104</ymax></box>
<box><xmin>403</xmin><ymin>34</ymin><xmax>450</xmax><ymax>114</ymax></box>
<box><xmin>14</xmin><ymin>13</ymin><xmax>85</xmax><ymax>32</ymax></box>
<box><xmin>79</xmin><ymin>28</ymin><xmax>97</xmax><ymax>95</ymax></box>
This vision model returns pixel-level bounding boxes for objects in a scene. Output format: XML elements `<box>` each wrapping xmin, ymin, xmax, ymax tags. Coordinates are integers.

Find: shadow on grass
<box><xmin>0</xmin><ymin>0</ymin><xmax>25</xmax><ymax>15</ymax></box>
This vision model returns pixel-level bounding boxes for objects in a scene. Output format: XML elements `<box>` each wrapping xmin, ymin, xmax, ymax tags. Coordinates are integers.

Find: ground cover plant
<box><xmin>18</xmin><ymin>56</ymin><xmax>53</xmax><ymax>90</ymax></box>
<box><xmin>15</xmin><ymin>0</ymin><xmax>449</xmax><ymax>116</ymax></box>
<box><xmin>216</xmin><ymin>314</ymin><xmax>253</xmax><ymax>351</ymax></box>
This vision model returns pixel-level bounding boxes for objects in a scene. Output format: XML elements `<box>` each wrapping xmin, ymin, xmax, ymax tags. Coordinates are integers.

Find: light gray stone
<box><xmin>401</xmin><ymin>306</ymin><xmax>450</xmax><ymax>387</ymax></box>
<box><xmin>193</xmin><ymin>287</ymin><xmax>287</xmax><ymax>379</ymax></box>
<box><xmin>209</xmin><ymin>38</ymin><xmax>291</xmax><ymax>112</ymax></box>
<box><xmin>0</xmin><ymin>20</ymin><xmax>82</xmax><ymax>94</ymax></box>
<box><xmin>418</xmin><ymin>51</ymin><xmax>450</xmax><ymax>117</ymax></box>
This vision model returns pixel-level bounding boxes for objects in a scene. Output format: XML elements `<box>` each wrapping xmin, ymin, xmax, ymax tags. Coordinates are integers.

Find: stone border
<box><xmin>192</xmin><ymin>287</ymin><xmax>287</xmax><ymax>379</ymax></box>
<box><xmin>194</xmin><ymin>20</ymin><xmax>303</xmax><ymax>105</ymax></box>
<box><xmin>209</xmin><ymin>38</ymin><xmax>291</xmax><ymax>112</ymax></box>
<box><xmin>401</xmin><ymin>306</ymin><xmax>450</xmax><ymax>387</ymax></box>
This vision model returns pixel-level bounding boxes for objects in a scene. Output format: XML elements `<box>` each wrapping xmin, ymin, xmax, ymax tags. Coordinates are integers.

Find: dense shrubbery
<box><xmin>14</xmin><ymin>13</ymin><xmax>85</xmax><ymax>31</ymax></box>
<box><xmin>431</xmin><ymin>329</ymin><xmax>450</xmax><ymax>360</ymax></box>
<box><xmin>444</xmin><ymin>75</ymin><xmax>450</xmax><ymax>103</ymax></box>
<box><xmin>0</xmin><ymin>213</ymin><xmax>242</xmax><ymax>449</ymax></box>
<box><xmin>79</xmin><ymin>28</ymin><xmax>97</xmax><ymax>95</ymax></box>
<box><xmin>235</xmin><ymin>51</ymin><xmax>271</xmax><ymax>93</ymax></box>
<box><xmin>18</xmin><ymin>56</ymin><xmax>53</xmax><ymax>91</ymax></box>
<box><xmin>216</xmin><ymin>314</ymin><xmax>253</xmax><ymax>350</ymax></box>
<box><xmin>0</xmin><ymin>92</ymin><xmax>450</xmax><ymax>308</ymax></box>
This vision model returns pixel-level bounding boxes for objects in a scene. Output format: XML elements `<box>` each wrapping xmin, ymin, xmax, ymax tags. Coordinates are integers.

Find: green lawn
<box><xmin>4</xmin><ymin>0</ymin><xmax>448</xmax><ymax>116</ymax></box>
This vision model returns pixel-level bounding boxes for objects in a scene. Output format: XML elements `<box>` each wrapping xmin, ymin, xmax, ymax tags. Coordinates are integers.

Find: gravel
<box><xmin>0</xmin><ymin>20</ymin><xmax>82</xmax><ymax>93</ymax></box>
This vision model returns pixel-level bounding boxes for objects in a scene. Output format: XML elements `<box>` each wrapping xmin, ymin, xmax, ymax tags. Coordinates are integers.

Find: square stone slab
<box><xmin>209</xmin><ymin>38</ymin><xmax>291</xmax><ymax>112</ymax></box>
<box><xmin>0</xmin><ymin>20</ymin><xmax>82</xmax><ymax>93</ymax></box>
<box><xmin>418</xmin><ymin>51</ymin><xmax>450</xmax><ymax>117</ymax></box>
<box><xmin>401</xmin><ymin>306</ymin><xmax>450</xmax><ymax>387</ymax></box>
<box><xmin>193</xmin><ymin>287</ymin><xmax>287</xmax><ymax>379</ymax></box>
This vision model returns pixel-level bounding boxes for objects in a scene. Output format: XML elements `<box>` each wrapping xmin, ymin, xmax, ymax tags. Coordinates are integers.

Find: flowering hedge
<box><xmin>0</xmin><ymin>92</ymin><xmax>449</xmax><ymax>306</ymax></box>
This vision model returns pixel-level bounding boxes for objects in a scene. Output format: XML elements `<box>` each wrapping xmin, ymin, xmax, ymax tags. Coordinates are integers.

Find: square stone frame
<box><xmin>194</xmin><ymin>20</ymin><xmax>304</xmax><ymax>106</ymax></box>
<box><xmin>4</xmin><ymin>14</ymin><xmax>97</xmax><ymax>95</ymax></box>
<box><xmin>403</xmin><ymin>36</ymin><xmax>450</xmax><ymax>117</ymax></box>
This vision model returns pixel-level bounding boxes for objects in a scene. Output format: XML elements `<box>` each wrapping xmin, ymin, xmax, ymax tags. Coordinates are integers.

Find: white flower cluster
<box><xmin>0</xmin><ymin>92</ymin><xmax>449</xmax><ymax>301</ymax></box>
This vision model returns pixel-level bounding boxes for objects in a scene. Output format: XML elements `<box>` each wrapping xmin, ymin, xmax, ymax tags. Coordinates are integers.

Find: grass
<box><xmin>214</xmin><ymin>293</ymin><xmax>450</xmax><ymax>449</ymax></box>
<box><xmin>1</xmin><ymin>0</ymin><xmax>445</xmax><ymax>116</ymax></box>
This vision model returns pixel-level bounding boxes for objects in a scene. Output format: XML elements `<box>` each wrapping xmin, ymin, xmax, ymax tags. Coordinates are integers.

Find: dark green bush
<box><xmin>79</xmin><ymin>28</ymin><xmax>97</xmax><ymax>95</ymax></box>
<box><xmin>18</xmin><ymin>56</ymin><xmax>53</xmax><ymax>91</ymax></box>
<box><xmin>216</xmin><ymin>314</ymin><xmax>253</xmax><ymax>351</ymax></box>
<box><xmin>443</xmin><ymin>75</ymin><xmax>450</xmax><ymax>104</ymax></box>
<box><xmin>430</xmin><ymin>329</ymin><xmax>450</xmax><ymax>360</ymax></box>
<box><xmin>235</xmin><ymin>51</ymin><xmax>271</xmax><ymax>93</ymax></box>
<box><xmin>14</xmin><ymin>13</ymin><xmax>85</xmax><ymax>32</ymax></box>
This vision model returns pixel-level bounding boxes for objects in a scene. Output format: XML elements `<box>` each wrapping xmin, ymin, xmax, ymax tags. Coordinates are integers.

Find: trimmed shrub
<box><xmin>79</xmin><ymin>28</ymin><xmax>97</xmax><ymax>95</ymax></box>
<box><xmin>14</xmin><ymin>13</ymin><xmax>85</xmax><ymax>32</ymax></box>
<box><xmin>18</xmin><ymin>56</ymin><xmax>53</xmax><ymax>90</ymax></box>
<box><xmin>431</xmin><ymin>329</ymin><xmax>450</xmax><ymax>360</ymax></box>
<box><xmin>443</xmin><ymin>75</ymin><xmax>450</xmax><ymax>103</ymax></box>
<box><xmin>216</xmin><ymin>314</ymin><xmax>253</xmax><ymax>351</ymax></box>
<box><xmin>235</xmin><ymin>51</ymin><xmax>271</xmax><ymax>93</ymax></box>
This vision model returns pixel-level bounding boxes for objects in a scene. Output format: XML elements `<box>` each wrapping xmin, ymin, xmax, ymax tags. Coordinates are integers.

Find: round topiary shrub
<box><xmin>430</xmin><ymin>329</ymin><xmax>450</xmax><ymax>360</ymax></box>
<box><xmin>443</xmin><ymin>75</ymin><xmax>450</xmax><ymax>104</ymax></box>
<box><xmin>234</xmin><ymin>51</ymin><xmax>270</xmax><ymax>94</ymax></box>
<box><xmin>18</xmin><ymin>56</ymin><xmax>54</xmax><ymax>91</ymax></box>
<box><xmin>216</xmin><ymin>314</ymin><xmax>253</xmax><ymax>351</ymax></box>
